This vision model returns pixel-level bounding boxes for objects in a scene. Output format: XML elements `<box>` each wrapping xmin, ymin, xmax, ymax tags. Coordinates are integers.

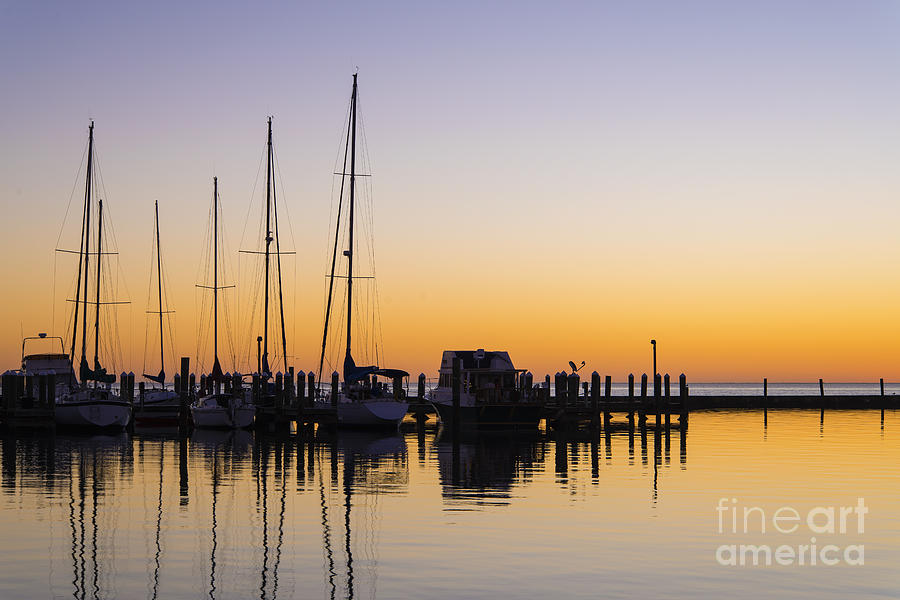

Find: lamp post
<box><xmin>650</xmin><ymin>339</ymin><xmax>657</xmax><ymax>379</ymax></box>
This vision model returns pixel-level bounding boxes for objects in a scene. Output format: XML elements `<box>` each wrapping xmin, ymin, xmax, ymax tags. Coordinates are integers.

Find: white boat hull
<box><xmin>55</xmin><ymin>400</ymin><xmax>131</xmax><ymax>429</ymax></box>
<box><xmin>191</xmin><ymin>395</ymin><xmax>254</xmax><ymax>429</ymax></box>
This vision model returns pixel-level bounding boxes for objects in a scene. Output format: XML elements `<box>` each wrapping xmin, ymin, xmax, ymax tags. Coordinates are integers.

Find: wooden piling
<box><xmin>590</xmin><ymin>371</ymin><xmax>600</xmax><ymax>427</ymax></box>
<box><xmin>296</xmin><ymin>371</ymin><xmax>306</xmax><ymax>407</ymax></box>
<box><xmin>664</xmin><ymin>373</ymin><xmax>671</xmax><ymax>430</ymax></box>
<box><xmin>679</xmin><ymin>373</ymin><xmax>688</xmax><ymax>428</ymax></box>
<box><xmin>819</xmin><ymin>378</ymin><xmax>825</xmax><ymax>422</ymax></box>
<box><xmin>138</xmin><ymin>381</ymin><xmax>145</xmax><ymax>410</ymax></box>
<box><xmin>418</xmin><ymin>373</ymin><xmax>426</xmax><ymax>402</ymax></box>
<box><xmin>654</xmin><ymin>373</ymin><xmax>661</xmax><ymax>429</ymax></box>
<box><xmin>604</xmin><ymin>375</ymin><xmax>612</xmax><ymax>426</ymax></box>
<box><xmin>639</xmin><ymin>373</ymin><xmax>648</xmax><ymax>425</ymax></box>
<box><xmin>180</xmin><ymin>357</ymin><xmax>190</xmax><ymax>394</ymax></box>
<box><xmin>763</xmin><ymin>377</ymin><xmax>768</xmax><ymax>424</ymax></box>
<box><xmin>275</xmin><ymin>372</ymin><xmax>284</xmax><ymax>410</ymax></box>
<box><xmin>307</xmin><ymin>372</ymin><xmax>315</xmax><ymax>406</ymax></box>
<box><xmin>880</xmin><ymin>378</ymin><xmax>885</xmax><ymax>427</ymax></box>
<box><xmin>331</xmin><ymin>371</ymin><xmax>339</xmax><ymax>408</ymax></box>
<box><xmin>178</xmin><ymin>357</ymin><xmax>190</xmax><ymax>432</ymax></box>
<box><xmin>627</xmin><ymin>373</ymin><xmax>635</xmax><ymax>428</ymax></box>
<box><xmin>567</xmin><ymin>373</ymin><xmax>579</xmax><ymax>411</ymax></box>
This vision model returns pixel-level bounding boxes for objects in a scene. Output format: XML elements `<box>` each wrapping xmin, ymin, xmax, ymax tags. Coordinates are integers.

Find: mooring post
<box><xmin>307</xmin><ymin>372</ymin><xmax>315</xmax><ymax>406</ymax></box>
<box><xmin>296</xmin><ymin>370</ymin><xmax>306</xmax><ymax>407</ymax></box>
<box><xmin>287</xmin><ymin>367</ymin><xmax>295</xmax><ymax>409</ymax></box>
<box><xmin>120</xmin><ymin>372</ymin><xmax>127</xmax><ymax>401</ymax></box>
<box><xmin>567</xmin><ymin>372</ymin><xmax>579</xmax><ymax>415</ymax></box>
<box><xmin>275</xmin><ymin>372</ymin><xmax>284</xmax><ymax>411</ymax></box>
<box><xmin>604</xmin><ymin>375</ymin><xmax>612</xmax><ymax>426</ymax></box>
<box><xmin>252</xmin><ymin>373</ymin><xmax>260</xmax><ymax>405</ymax></box>
<box><xmin>418</xmin><ymin>373</ymin><xmax>426</xmax><ymax>402</ymax></box>
<box><xmin>331</xmin><ymin>371</ymin><xmax>339</xmax><ymax>409</ymax></box>
<box><xmin>819</xmin><ymin>378</ymin><xmax>825</xmax><ymax>422</ymax></box>
<box><xmin>138</xmin><ymin>381</ymin><xmax>145</xmax><ymax>410</ymax></box>
<box><xmin>173</xmin><ymin>373</ymin><xmax>181</xmax><ymax>396</ymax></box>
<box><xmin>880</xmin><ymin>377</ymin><xmax>885</xmax><ymax>426</ymax></box>
<box><xmin>544</xmin><ymin>374</ymin><xmax>551</xmax><ymax>404</ymax></box>
<box><xmin>664</xmin><ymin>374</ymin><xmax>671</xmax><ymax>430</ymax></box>
<box><xmin>180</xmin><ymin>357</ymin><xmax>190</xmax><ymax>394</ymax></box>
<box><xmin>627</xmin><ymin>373</ymin><xmax>635</xmax><ymax>428</ymax></box>
<box><xmin>639</xmin><ymin>373</ymin><xmax>648</xmax><ymax>425</ymax></box>
<box><xmin>654</xmin><ymin>373</ymin><xmax>661</xmax><ymax>429</ymax></box>
<box><xmin>393</xmin><ymin>375</ymin><xmax>402</xmax><ymax>402</ymax></box>
<box><xmin>590</xmin><ymin>371</ymin><xmax>600</xmax><ymax>428</ymax></box>
<box><xmin>679</xmin><ymin>373</ymin><xmax>688</xmax><ymax>427</ymax></box>
<box><xmin>763</xmin><ymin>377</ymin><xmax>768</xmax><ymax>424</ymax></box>
<box><xmin>451</xmin><ymin>357</ymin><xmax>461</xmax><ymax>425</ymax></box>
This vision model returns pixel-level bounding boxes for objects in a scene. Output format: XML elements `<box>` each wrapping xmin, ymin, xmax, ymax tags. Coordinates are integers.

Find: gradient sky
<box><xmin>3</xmin><ymin>1</ymin><xmax>900</xmax><ymax>381</ymax></box>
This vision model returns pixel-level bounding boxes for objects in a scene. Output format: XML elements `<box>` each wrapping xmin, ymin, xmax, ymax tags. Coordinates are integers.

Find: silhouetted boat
<box><xmin>135</xmin><ymin>200</ymin><xmax>179</xmax><ymax>426</ymax></box>
<box><xmin>315</xmin><ymin>73</ymin><xmax>409</xmax><ymax>428</ymax></box>
<box><xmin>190</xmin><ymin>177</ymin><xmax>254</xmax><ymax>429</ymax></box>
<box><xmin>56</xmin><ymin>122</ymin><xmax>130</xmax><ymax>430</ymax></box>
<box><xmin>430</xmin><ymin>349</ymin><xmax>543</xmax><ymax>429</ymax></box>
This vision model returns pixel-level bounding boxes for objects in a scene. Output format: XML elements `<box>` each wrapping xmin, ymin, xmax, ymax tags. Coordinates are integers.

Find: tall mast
<box><xmin>263</xmin><ymin>117</ymin><xmax>273</xmax><ymax>375</ymax></box>
<box><xmin>345</xmin><ymin>73</ymin><xmax>358</xmax><ymax>364</ymax></box>
<box><xmin>271</xmin><ymin>121</ymin><xmax>288</xmax><ymax>374</ymax></box>
<box><xmin>155</xmin><ymin>200</ymin><xmax>165</xmax><ymax>377</ymax></box>
<box><xmin>317</xmin><ymin>109</ymin><xmax>353</xmax><ymax>385</ymax></box>
<box><xmin>70</xmin><ymin>121</ymin><xmax>93</xmax><ymax>366</ymax></box>
<box><xmin>93</xmin><ymin>198</ymin><xmax>103</xmax><ymax>376</ymax></box>
<box><xmin>213</xmin><ymin>177</ymin><xmax>219</xmax><ymax>367</ymax></box>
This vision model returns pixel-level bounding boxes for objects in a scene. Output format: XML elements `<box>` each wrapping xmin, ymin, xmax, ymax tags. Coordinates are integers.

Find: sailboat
<box><xmin>56</xmin><ymin>121</ymin><xmax>132</xmax><ymax>429</ymax></box>
<box><xmin>240</xmin><ymin>117</ymin><xmax>292</xmax><ymax>399</ymax></box>
<box><xmin>190</xmin><ymin>177</ymin><xmax>255</xmax><ymax>429</ymax></box>
<box><xmin>316</xmin><ymin>73</ymin><xmax>410</xmax><ymax>428</ymax></box>
<box><xmin>135</xmin><ymin>200</ymin><xmax>180</xmax><ymax>426</ymax></box>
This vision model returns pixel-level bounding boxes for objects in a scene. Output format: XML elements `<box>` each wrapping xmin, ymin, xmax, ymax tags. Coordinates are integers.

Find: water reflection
<box><xmin>0</xmin><ymin>421</ymin><xmax>702</xmax><ymax>599</ymax></box>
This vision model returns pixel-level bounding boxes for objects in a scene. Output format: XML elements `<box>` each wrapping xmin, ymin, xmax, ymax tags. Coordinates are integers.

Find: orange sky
<box><xmin>3</xmin><ymin>3</ymin><xmax>900</xmax><ymax>382</ymax></box>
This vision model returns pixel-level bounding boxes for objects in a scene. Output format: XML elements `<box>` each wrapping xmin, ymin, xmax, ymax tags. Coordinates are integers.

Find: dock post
<box><xmin>763</xmin><ymin>377</ymin><xmax>768</xmax><ymax>424</ymax></box>
<box><xmin>451</xmin><ymin>357</ymin><xmax>461</xmax><ymax>426</ymax></box>
<box><xmin>331</xmin><ymin>371</ymin><xmax>339</xmax><ymax>408</ymax></box>
<box><xmin>627</xmin><ymin>373</ymin><xmax>635</xmax><ymax>429</ymax></box>
<box><xmin>287</xmin><ymin>367</ymin><xmax>295</xmax><ymax>409</ymax></box>
<box><xmin>418</xmin><ymin>373</ymin><xmax>426</xmax><ymax>401</ymax></box>
<box><xmin>296</xmin><ymin>371</ymin><xmax>305</xmax><ymax>407</ymax></box>
<box><xmin>590</xmin><ymin>371</ymin><xmax>600</xmax><ymax>428</ymax></box>
<box><xmin>654</xmin><ymin>373</ymin><xmax>661</xmax><ymax>430</ymax></box>
<box><xmin>393</xmin><ymin>374</ymin><xmax>402</xmax><ymax>402</ymax></box>
<box><xmin>276</xmin><ymin>372</ymin><xmax>284</xmax><ymax>412</ymax></box>
<box><xmin>180</xmin><ymin>357</ymin><xmax>189</xmax><ymax>394</ymax></box>
<box><xmin>639</xmin><ymin>373</ymin><xmax>648</xmax><ymax>425</ymax></box>
<box><xmin>880</xmin><ymin>378</ymin><xmax>885</xmax><ymax>427</ymax></box>
<box><xmin>252</xmin><ymin>373</ymin><xmax>260</xmax><ymax>405</ymax></box>
<box><xmin>188</xmin><ymin>373</ymin><xmax>196</xmax><ymax>396</ymax></box>
<box><xmin>307</xmin><ymin>372</ymin><xmax>315</xmax><ymax>406</ymax></box>
<box><xmin>664</xmin><ymin>374</ymin><xmax>671</xmax><ymax>430</ymax></box>
<box><xmin>679</xmin><ymin>373</ymin><xmax>688</xmax><ymax>426</ymax></box>
<box><xmin>819</xmin><ymin>378</ymin><xmax>825</xmax><ymax>423</ymax></box>
<box><xmin>138</xmin><ymin>382</ymin><xmax>145</xmax><ymax>410</ymax></box>
<box><xmin>566</xmin><ymin>373</ymin><xmax>579</xmax><ymax>416</ymax></box>
<box><xmin>179</xmin><ymin>357</ymin><xmax>190</xmax><ymax>432</ymax></box>
<box><xmin>603</xmin><ymin>375</ymin><xmax>612</xmax><ymax>426</ymax></box>
<box><xmin>173</xmin><ymin>374</ymin><xmax>181</xmax><ymax>396</ymax></box>
<box><xmin>120</xmin><ymin>372</ymin><xmax>127</xmax><ymax>400</ymax></box>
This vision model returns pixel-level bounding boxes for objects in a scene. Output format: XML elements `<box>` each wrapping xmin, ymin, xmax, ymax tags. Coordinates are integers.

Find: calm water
<box><xmin>1</xmin><ymin>411</ymin><xmax>898</xmax><ymax>599</ymax></box>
